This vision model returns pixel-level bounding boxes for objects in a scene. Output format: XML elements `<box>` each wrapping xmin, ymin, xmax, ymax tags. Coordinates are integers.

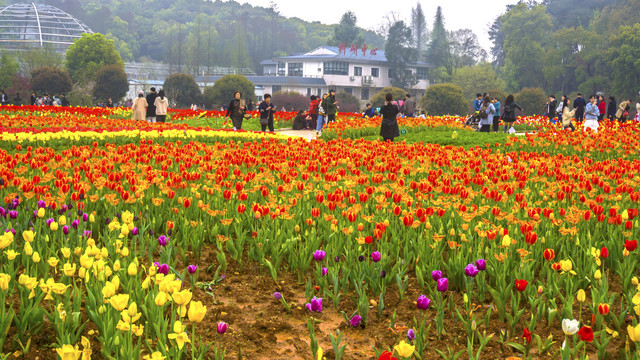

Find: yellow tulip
<box><xmin>22</xmin><ymin>230</ymin><xmax>34</xmax><ymax>243</ymax></box>
<box><xmin>143</xmin><ymin>351</ymin><xmax>166</xmax><ymax>360</ymax></box>
<box><xmin>577</xmin><ymin>289</ymin><xmax>586</xmax><ymax>303</ymax></box>
<box><xmin>109</xmin><ymin>294</ymin><xmax>129</xmax><ymax>312</ymax></box>
<box><xmin>154</xmin><ymin>291</ymin><xmax>169</xmax><ymax>306</ymax></box>
<box><xmin>89</xmin><ymin>214</ymin><xmax>95</xmax><ymax>223</ymax></box>
<box><xmin>0</xmin><ymin>273</ymin><xmax>10</xmax><ymax>291</ymax></box>
<box><xmin>59</xmin><ymin>215</ymin><xmax>67</xmax><ymax>226</ymax></box>
<box><xmin>32</xmin><ymin>252</ymin><xmax>41</xmax><ymax>263</ymax></box>
<box><xmin>4</xmin><ymin>249</ymin><xmax>18</xmax><ymax>260</ymax></box>
<box><xmin>633</xmin><ymin>277</ymin><xmax>639</xmax><ymax>286</ymax></box>
<box><xmin>37</xmin><ymin>208</ymin><xmax>45</xmax><ymax>218</ymax></box>
<box><xmin>50</xmin><ymin>221</ymin><xmax>59</xmax><ymax>231</ymax></box>
<box><xmin>48</xmin><ymin>257</ymin><xmax>59</xmax><ymax>268</ymax></box>
<box><xmin>628</xmin><ymin>324</ymin><xmax>640</xmax><ymax>342</ymax></box>
<box><xmin>188</xmin><ymin>301</ymin><xmax>207</xmax><ymax>323</ymax></box>
<box><xmin>56</xmin><ymin>344</ymin><xmax>82</xmax><ymax>360</ymax></box>
<box><xmin>61</xmin><ymin>247</ymin><xmax>71</xmax><ymax>258</ymax></box>
<box><xmin>172</xmin><ymin>290</ymin><xmax>193</xmax><ymax>306</ymax></box>
<box><xmin>316</xmin><ymin>346</ymin><xmax>323</xmax><ymax>360</ymax></box>
<box><xmin>128</xmin><ymin>262</ymin><xmax>137</xmax><ymax>276</ymax></box>
<box><xmin>113</xmin><ymin>260</ymin><xmax>121</xmax><ymax>272</ymax></box>
<box><xmin>394</xmin><ymin>340</ymin><xmax>415</xmax><ymax>358</ymax></box>
<box><xmin>594</xmin><ymin>269</ymin><xmax>602</xmax><ymax>280</ymax></box>
<box><xmin>24</xmin><ymin>242</ymin><xmax>33</xmax><ymax>256</ymax></box>
<box><xmin>168</xmin><ymin>321</ymin><xmax>190</xmax><ymax>350</ymax></box>
<box><xmin>63</xmin><ymin>263</ymin><xmax>76</xmax><ymax>277</ymax></box>
<box><xmin>120</xmin><ymin>247</ymin><xmax>129</xmax><ymax>257</ymax></box>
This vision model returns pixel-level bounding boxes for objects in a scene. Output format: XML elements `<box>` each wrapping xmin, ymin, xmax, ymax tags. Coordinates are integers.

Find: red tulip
<box><xmin>600</xmin><ymin>247</ymin><xmax>609</xmax><ymax>258</ymax></box>
<box><xmin>625</xmin><ymin>240</ymin><xmax>638</xmax><ymax>252</ymax></box>
<box><xmin>578</xmin><ymin>326</ymin><xmax>594</xmax><ymax>342</ymax></box>
<box><xmin>522</xmin><ymin>328</ymin><xmax>532</xmax><ymax>344</ymax></box>
<box><xmin>598</xmin><ymin>303</ymin><xmax>610</xmax><ymax>315</ymax></box>
<box><xmin>515</xmin><ymin>279</ymin><xmax>528</xmax><ymax>292</ymax></box>
<box><xmin>378</xmin><ymin>351</ymin><xmax>398</xmax><ymax>360</ymax></box>
<box><xmin>543</xmin><ymin>248</ymin><xmax>555</xmax><ymax>261</ymax></box>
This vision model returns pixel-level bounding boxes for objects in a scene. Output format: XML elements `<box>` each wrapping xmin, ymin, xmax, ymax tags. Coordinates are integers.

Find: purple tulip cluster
<box><xmin>431</xmin><ymin>270</ymin><xmax>449</xmax><ymax>292</ymax></box>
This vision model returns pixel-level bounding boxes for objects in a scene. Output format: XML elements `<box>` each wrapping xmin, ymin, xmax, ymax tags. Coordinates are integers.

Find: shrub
<box><xmin>164</xmin><ymin>73</ymin><xmax>202</xmax><ymax>109</ymax></box>
<box><xmin>31</xmin><ymin>66</ymin><xmax>73</xmax><ymax>96</ymax></box>
<box><xmin>371</xmin><ymin>87</ymin><xmax>408</xmax><ymax>108</ymax></box>
<box><xmin>515</xmin><ymin>87</ymin><xmax>547</xmax><ymax>116</ymax></box>
<box><xmin>335</xmin><ymin>91</ymin><xmax>361</xmax><ymax>113</ymax></box>
<box><xmin>419</xmin><ymin>83</ymin><xmax>467</xmax><ymax>116</ymax></box>
<box><xmin>271</xmin><ymin>91</ymin><xmax>309</xmax><ymax>111</ymax></box>
<box><xmin>93</xmin><ymin>64</ymin><xmax>128</xmax><ymax>103</ymax></box>
<box><xmin>203</xmin><ymin>75</ymin><xmax>255</xmax><ymax>109</ymax></box>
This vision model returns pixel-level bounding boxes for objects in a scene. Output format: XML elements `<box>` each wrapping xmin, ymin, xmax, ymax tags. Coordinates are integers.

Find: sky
<box><xmin>235</xmin><ymin>0</ymin><xmax>523</xmax><ymax>51</ymax></box>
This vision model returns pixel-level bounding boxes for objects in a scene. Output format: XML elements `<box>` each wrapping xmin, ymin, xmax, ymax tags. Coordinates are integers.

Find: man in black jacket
<box><xmin>573</xmin><ymin>93</ymin><xmax>587</xmax><ymax>122</ymax></box>
<box><xmin>546</xmin><ymin>95</ymin><xmax>557</xmax><ymax>123</ymax></box>
<box><xmin>60</xmin><ymin>94</ymin><xmax>70</xmax><ymax>107</ymax></box>
<box><xmin>146</xmin><ymin>87</ymin><xmax>158</xmax><ymax>123</ymax></box>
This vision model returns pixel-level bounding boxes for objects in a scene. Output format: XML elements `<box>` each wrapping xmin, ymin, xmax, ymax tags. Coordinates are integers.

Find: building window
<box><xmin>371</xmin><ymin>68</ymin><xmax>379</xmax><ymax>78</ymax></box>
<box><xmin>361</xmin><ymin>88</ymin><xmax>369</xmax><ymax>100</ymax></box>
<box><xmin>344</xmin><ymin>88</ymin><xmax>352</xmax><ymax>95</ymax></box>
<box><xmin>324</xmin><ymin>61</ymin><xmax>349</xmax><ymax>75</ymax></box>
<box><xmin>354</xmin><ymin>67</ymin><xmax>362</xmax><ymax>76</ymax></box>
<box><xmin>317</xmin><ymin>88</ymin><xmax>322</xmax><ymax>96</ymax></box>
<box><xmin>405</xmin><ymin>69</ymin><xmax>413</xmax><ymax>78</ymax></box>
<box><xmin>272</xmin><ymin>85</ymin><xmax>282</xmax><ymax>94</ymax></box>
<box><xmin>417</xmin><ymin>67</ymin><xmax>428</xmax><ymax>80</ymax></box>
<box><xmin>307</xmin><ymin>88</ymin><xmax>312</xmax><ymax>97</ymax></box>
<box><xmin>288</xmin><ymin>62</ymin><xmax>303</xmax><ymax>76</ymax></box>
<box><xmin>277</xmin><ymin>62</ymin><xmax>285</xmax><ymax>76</ymax></box>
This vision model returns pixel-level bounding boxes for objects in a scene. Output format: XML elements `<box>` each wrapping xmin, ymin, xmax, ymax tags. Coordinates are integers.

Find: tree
<box><xmin>0</xmin><ymin>54</ymin><xmax>19</xmax><ymax>91</ymax></box>
<box><xmin>335</xmin><ymin>91</ymin><xmax>361</xmax><ymax>113</ymax></box>
<box><xmin>65</xmin><ymin>33</ymin><xmax>124</xmax><ymax>84</ymax></box>
<box><xmin>411</xmin><ymin>3</ymin><xmax>428</xmax><ymax>59</ymax></box>
<box><xmin>333</xmin><ymin>11</ymin><xmax>364</xmax><ymax>46</ymax></box>
<box><xmin>17</xmin><ymin>46</ymin><xmax>64</xmax><ymax>76</ymax></box>
<box><xmin>448</xmin><ymin>29</ymin><xmax>487</xmax><ymax>68</ymax></box>
<box><xmin>427</xmin><ymin>7</ymin><xmax>450</xmax><ymax>69</ymax></box>
<box><xmin>606</xmin><ymin>23</ymin><xmax>640</xmax><ymax>99</ymax></box>
<box><xmin>164</xmin><ymin>73</ymin><xmax>202</xmax><ymax>109</ymax></box>
<box><xmin>515</xmin><ymin>87</ymin><xmax>547</xmax><ymax>116</ymax></box>
<box><xmin>385</xmin><ymin>21</ymin><xmax>418</xmax><ymax>90</ymax></box>
<box><xmin>419</xmin><ymin>83</ymin><xmax>467</xmax><ymax>116</ymax></box>
<box><xmin>31</xmin><ymin>67</ymin><xmax>73</xmax><ymax>95</ymax></box>
<box><xmin>6</xmin><ymin>74</ymin><xmax>31</xmax><ymax>103</ymax></box>
<box><xmin>371</xmin><ymin>87</ymin><xmax>408</xmax><ymax>108</ymax></box>
<box><xmin>271</xmin><ymin>91</ymin><xmax>309</xmax><ymax>111</ymax></box>
<box><xmin>203</xmin><ymin>75</ymin><xmax>255</xmax><ymax>109</ymax></box>
<box><xmin>451</xmin><ymin>63</ymin><xmax>505</xmax><ymax>103</ymax></box>
<box><xmin>93</xmin><ymin>65</ymin><xmax>129</xmax><ymax>103</ymax></box>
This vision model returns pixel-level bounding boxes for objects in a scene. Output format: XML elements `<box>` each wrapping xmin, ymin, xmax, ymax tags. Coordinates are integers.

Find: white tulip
<box><xmin>562</xmin><ymin>319</ymin><xmax>580</xmax><ymax>335</ymax></box>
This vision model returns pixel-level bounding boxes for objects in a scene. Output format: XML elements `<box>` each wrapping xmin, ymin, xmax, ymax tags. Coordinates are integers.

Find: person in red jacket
<box><xmin>307</xmin><ymin>95</ymin><xmax>319</xmax><ymax>129</ymax></box>
<box><xmin>597</xmin><ymin>95</ymin><xmax>606</xmax><ymax>121</ymax></box>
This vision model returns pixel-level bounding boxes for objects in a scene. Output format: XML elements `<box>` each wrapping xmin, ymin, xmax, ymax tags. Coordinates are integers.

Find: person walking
<box><xmin>472</xmin><ymin>93</ymin><xmax>483</xmax><ymax>113</ymax></box>
<box><xmin>545</xmin><ymin>95</ymin><xmax>557</xmax><ymax>124</ymax></box>
<box><xmin>307</xmin><ymin>95</ymin><xmax>319</xmax><ymax>129</ymax></box>
<box><xmin>30</xmin><ymin>92</ymin><xmax>36</xmax><ymax>106</ymax></box>
<box><xmin>478</xmin><ymin>95</ymin><xmax>496</xmax><ymax>132</ymax></box>
<box><xmin>607</xmin><ymin>96</ymin><xmax>617</xmax><ymax>121</ymax></box>
<box><xmin>584</xmin><ymin>95</ymin><xmax>600</xmax><ymax>132</ymax></box>
<box><xmin>106</xmin><ymin>98</ymin><xmax>114</xmax><ymax>108</ymax></box>
<box><xmin>617</xmin><ymin>100</ymin><xmax>631</xmax><ymax>122</ymax></box>
<box><xmin>379</xmin><ymin>93</ymin><xmax>400</xmax><ymax>142</ymax></box>
<box><xmin>0</xmin><ymin>90</ymin><xmax>7</xmax><ymax>106</ymax></box>
<box><xmin>258</xmin><ymin>94</ymin><xmax>276</xmax><ymax>132</ymax></box>
<box><xmin>131</xmin><ymin>91</ymin><xmax>148</xmax><ymax>121</ymax></box>
<box><xmin>154</xmin><ymin>90</ymin><xmax>169</xmax><ymax>123</ymax></box>
<box><xmin>316</xmin><ymin>93</ymin><xmax>327</xmax><ymax>136</ymax></box>
<box><xmin>573</xmin><ymin>93</ymin><xmax>586</xmax><ymax>122</ymax></box>
<box><xmin>60</xmin><ymin>94</ymin><xmax>70</xmax><ymax>107</ymax></box>
<box><xmin>597</xmin><ymin>95</ymin><xmax>606</xmax><ymax>121</ymax></box>
<box><xmin>325</xmin><ymin>89</ymin><xmax>338</xmax><ymax>123</ymax></box>
<box><xmin>561</xmin><ymin>97</ymin><xmax>576</xmax><ymax>131</ymax></box>
<box><xmin>226</xmin><ymin>90</ymin><xmax>246</xmax><ymax>130</ymax></box>
<box><xmin>402</xmin><ymin>94</ymin><xmax>416</xmax><ymax>117</ymax></box>
<box><xmin>146</xmin><ymin>88</ymin><xmax>158</xmax><ymax>123</ymax></box>
<box><xmin>491</xmin><ymin>97</ymin><xmax>501</xmax><ymax>132</ymax></box>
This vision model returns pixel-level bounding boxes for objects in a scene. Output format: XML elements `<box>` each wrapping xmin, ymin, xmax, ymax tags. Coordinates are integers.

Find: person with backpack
<box><xmin>616</xmin><ymin>100</ymin><xmax>631</xmax><ymax>122</ymax></box>
<box><xmin>316</xmin><ymin>93</ymin><xmax>328</xmax><ymax>136</ymax></box>
<box><xmin>491</xmin><ymin>97</ymin><xmax>501</xmax><ymax>132</ymax></box>
<box><xmin>561</xmin><ymin>97</ymin><xmax>576</xmax><ymax>131</ymax></box>
<box><xmin>478</xmin><ymin>95</ymin><xmax>495</xmax><ymax>132</ymax></box>
<box><xmin>154</xmin><ymin>90</ymin><xmax>169</xmax><ymax>123</ymax></box>
<box><xmin>146</xmin><ymin>87</ymin><xmax>158</xmax><ymax>123</ymax></box>
<box><xmin>501</xmin><ymin>95</ymin><xmax>522</xmax><ymax>133</ymax></box>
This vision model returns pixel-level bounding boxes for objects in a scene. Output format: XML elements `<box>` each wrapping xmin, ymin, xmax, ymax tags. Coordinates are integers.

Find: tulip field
<box><xmin>1</xmin><ymin>105</ymin><xmax>640</xmax><ymax>360</ymax></box>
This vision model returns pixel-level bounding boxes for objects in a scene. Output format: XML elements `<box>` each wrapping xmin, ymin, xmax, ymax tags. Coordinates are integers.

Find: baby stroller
<box><xmin>464</xmin><ymin>112</ymin><xmax>481</xmax><ymax>131</ymax></box>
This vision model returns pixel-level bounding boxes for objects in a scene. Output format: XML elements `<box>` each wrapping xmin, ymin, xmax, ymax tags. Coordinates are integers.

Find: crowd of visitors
<box><xmin>130</xmin><ymin>87</ymin><xmax>170</xmax><ymax>123</ymax></box>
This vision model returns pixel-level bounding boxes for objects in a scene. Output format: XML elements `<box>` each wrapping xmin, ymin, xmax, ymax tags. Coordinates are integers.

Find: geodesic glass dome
<box><xmin>0</xmin><ymin>2</ymin><xmax>93</xmax><ymax>52</ymax></box>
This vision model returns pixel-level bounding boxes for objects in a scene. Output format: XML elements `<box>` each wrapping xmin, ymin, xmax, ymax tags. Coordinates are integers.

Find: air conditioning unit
<box><xmin>349</xmin><ymin>76</ymin><xmax>355</xmax><ymax>81</ymax></box>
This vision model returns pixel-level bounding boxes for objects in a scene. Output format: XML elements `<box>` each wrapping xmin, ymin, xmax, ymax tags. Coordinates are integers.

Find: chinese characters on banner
<box><xmin>338</xmin><ymin>43</ymin><xmax>377</xmax><ymax>57</ymax></box>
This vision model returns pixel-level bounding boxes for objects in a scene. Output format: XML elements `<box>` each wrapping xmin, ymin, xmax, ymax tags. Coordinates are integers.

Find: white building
<box><xmin>196</xmin><ymin>46</ymin><xmax>432</xmax><ymax>104</ymax></box>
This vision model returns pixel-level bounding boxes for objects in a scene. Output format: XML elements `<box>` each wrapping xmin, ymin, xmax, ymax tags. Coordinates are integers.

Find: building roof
<box><xmin>0</xmin><ymin>3</ymin><xmax>93</xmax><ymax>52</ymax></box>
<box><xmin>274</xmin><ymin>46</ymin><xmax>431</xmax><ymax>67</ymax></box>
<box><xmin>196</xmin><ymin>75</ymin><xmax>326</xmax><ymax>86</ymax></box>
<box><xmin>259</xmin><ymin>59</ymin><xmax>277</xmax><ymax>66</ymax></box>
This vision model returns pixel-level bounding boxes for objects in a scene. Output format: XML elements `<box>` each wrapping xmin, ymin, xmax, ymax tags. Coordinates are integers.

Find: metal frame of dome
<box><xmin>0</xmin><ymin>2</ymin><xmax>93</xmax><ymax>51</ymax></box>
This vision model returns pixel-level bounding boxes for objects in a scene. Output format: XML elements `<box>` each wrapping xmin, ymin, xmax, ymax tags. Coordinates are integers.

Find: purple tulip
<box><xmin>407</xmin><ymin>328</ymin><xmax>415</xmax><ymax>341</ymax></box>
<box><xmin>437</xmin><ymin>278</ymin><xmax>449</xmax><ymax>292</ymax></box>
<box><xmin>158</xmin><ymin>263</ymin><xmax>169</xmax><ymax>275</ymax></box>
<box><xmin>476</xmin><ymin>259</ymin><xmax>487</xmax><ymax>271</ymax></box>
<box><xmin>416</xmin><ymin>295</ymin><xmax>431</xmax><ymax>310</ymax></box>
<box><xmin>38</xmin><ymin>200</ymin><xmax>46</xmax><ymax>209</ymax></box>
<box><xmin>0</xmin><ymin>207</ymin><xmax>5</xmax><ymax>218</ymax></box>
<box><xmin>149</xmin><ymin>229</ymin><xmax>154</xmax><ymax>236</ymax></box>
<box><xmin>82</xmin><ymin>230</ymin><xmax>91</xmax><ymax>238</ymax></box>
<box><xmin>305</xmin><ymin>296</ymin><xmax>323</xmax><ymax>313</ymax></box>
<box><xmin>358</xmin><ymin>255</ymin><xmax>365</xmax><ymax>262</ymax></box>
<box><xmin>274</xmin><ymin>292</ymin><xmax>282</xmax><ymax>300</ymax></box>
<box><xmin>334</xmin><ymin>256</ymin><xmax>340</xmax><ymax>262</ymax></box>
<box><xmin>158</xmin><ymin>235</ymin><xmax>167</xmax><ymax>247</ymax></box>
<box><xmin>464</xmin><ymin>264</ymin><xmax>479</xmax><ymax>277</ymax></box>
<box><xmin>312</xmin><ymin>250</ymin><xmax>325</xmax><ymax>261</ymax></box>
<box><xmin>62</xmin><ymin>204</ymin><xmax>68</xmax><ymax>212</ymax></box>
<box><xmin>46</xmin><ymin>218</ymin><xmax>54</xmax><ymax>227</ymax></box>
<box><xmin>431</xmin><ymin>270</ymin><xmax>443</xmax><ymax>281</ymax></box>
<box><xmin>32</xmin><ymin>210</ymin><xmax>38</xmax><ymax>219</ymax></box>
<box><xmin>167</xmin><ymin>229</ymin><xmax>173</xmax><ymax>236</ymax></box>
<box><xmin>82</xmin><ymin>213</ymin><xmax>88</xmax><ymax>222</ymax></box>
<box><xmin>322</xmin><ymin>267</ymin><xmax>328</xmax><ymax>276</ymax></box>
<box><xmin>371</xmin><ymin>251</ymin><xmax>381</xmax><ymax>263</ymax></box>
<box><xmin>187</xmin><ymin>265</ymin><xmax>198</xmax><ymax>274</ymax></box>
<box><xmin>217</xmin><ymin>322</ymin><xmax>227</xmax><ymax>334</ymax></box>
<box><xmin>380</xmin><ymin>270</ymin><xmax>386</xmax><ymax>278</ymax></box>
<box><xmin>350</xmin><ymin>315</ymin><xmax>362</xmax><ymax>327</ymax></box>
<box><xmin>9</xmin><ymin>211</ymin><xmax>17</xmax><ymax>219</ymax></box>
<box><xmin>62</xmin><ymin>226</ymin><xmax>69</xmax><ymax>235</ymax></box>
<box><xmin>72</xmin><ymin>219</ymin><xmax>80</xmax><ymax>229</ymax></box>
<box><xmin>131</xmin><ymin>227</ymin><xmax>139</xmax><ymax>235</ymax></box>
